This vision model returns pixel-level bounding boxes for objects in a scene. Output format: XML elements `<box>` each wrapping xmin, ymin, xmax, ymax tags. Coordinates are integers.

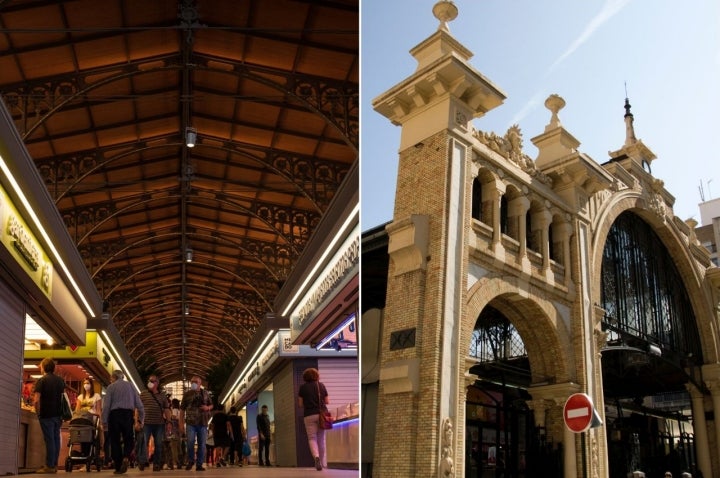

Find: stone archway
<box><xmin>464</xmin><ymin>275</ymin><xmax>574</xmax><ymax>386</ymax></box>
<box><xmin>459</xmin><ymin>275</ymin><xmax>576</xmax><ymax>476</ymax></box>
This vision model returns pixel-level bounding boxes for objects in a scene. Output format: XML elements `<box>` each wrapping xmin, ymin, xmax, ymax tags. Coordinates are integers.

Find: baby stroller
<box><xmin>65</xmin><ymin>414</ymin><xmax>103</xmax><ymax>472</ymax></box>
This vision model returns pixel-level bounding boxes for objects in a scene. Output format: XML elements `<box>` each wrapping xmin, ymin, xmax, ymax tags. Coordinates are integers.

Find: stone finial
<box><xmin>685</xmin><ymin>218</ymin><xmax>698</xmax><ymax>243</ymax></box>
<box><xmin>544</xmin><ymin>94</ymin><xmax>566</xmax><ymax>131</ymax></box>
<box><xmin>432</xmin><ymin>0</ymin><xmax>458</xmax><ymax>32</ymax></box>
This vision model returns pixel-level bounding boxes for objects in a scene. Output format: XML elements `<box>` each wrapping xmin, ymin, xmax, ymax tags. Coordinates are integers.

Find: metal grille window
<box><xmin>470</xmin><ymin>306</ymin><xmax>527</xmax><ymax>362</ymax></box>
<box><xmin>600</xmin><ymin>211</ymin><xmax>702</xmax><ymax>360</ymax></box>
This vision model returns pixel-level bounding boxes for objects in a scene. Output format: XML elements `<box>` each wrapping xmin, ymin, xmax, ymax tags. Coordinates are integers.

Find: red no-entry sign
<box><xmin>564</xmin><ymin>393</ymin><xmax>594</xmax><ymax>433</ymax></box>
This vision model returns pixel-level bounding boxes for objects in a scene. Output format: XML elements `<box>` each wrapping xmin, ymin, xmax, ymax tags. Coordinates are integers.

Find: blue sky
<box><xmin>360</xmin><ymin>0</ymin><xmax>720</xmax><ymax>230</ymax></box>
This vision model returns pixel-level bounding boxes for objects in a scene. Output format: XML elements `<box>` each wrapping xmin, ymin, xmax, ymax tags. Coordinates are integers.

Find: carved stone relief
<box><xmin>473</xmin><ymin>125</ymin><xmax>552</xmax><ymax>186</ymax></box>
<box><xmin>439</xmin><ymin>416</ymin><xmax>455</xmax><ymax>477</ymax></box>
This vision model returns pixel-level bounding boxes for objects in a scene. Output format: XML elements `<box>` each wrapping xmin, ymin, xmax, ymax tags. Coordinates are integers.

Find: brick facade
<box><xmin>366</xmin><ymin>4</ymin><xmax>720</xmax><ymax>478</ymax></box>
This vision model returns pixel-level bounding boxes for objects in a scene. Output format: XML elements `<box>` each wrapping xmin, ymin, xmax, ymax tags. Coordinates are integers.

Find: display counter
<box><xmin>18</xmin><ymin>408</ymin><xmax>44</xmax><ymax>472</ymax></box>
<box><xmin>326</xmin><ymin>416</ymin><xmax>359</xmax><ymax>469</ymax></box>
<box><xmin>18</xmin><ymin>409</ymin><xmax>72</xmax><ymax>474</ymax></box>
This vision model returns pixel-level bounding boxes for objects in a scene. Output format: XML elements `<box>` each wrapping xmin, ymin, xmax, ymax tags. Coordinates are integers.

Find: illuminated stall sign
<box><xmin>278</xmin><ymin>329</ymin><xmax>357</xmax><ymax>357</ymax></box>
<box><xmin>25</xmin><ymin>331</ymin><xmax>99</xmax><ymax>361</ymax></box>
<box><xmin>0</xmin><ymin>184</ymin><xmax>52</xmax><ymax>297</ymax></box>
<box><xmin>280</xmin><ymin>330</ymin><xmax>300</xmax><ymax>354</ymax></box>
<box><xmin>234</xmin><ymin>333</ymin><xmax>283</xmax><ymax>396</ymax></box>
<box><xmin>295</xmin><ymin>233</ymin><xmax>359</xmax><ymax>327</ymax></box>
<box><xmin>226</xmin><ymin>327</ymin><xmax>357</xmax><ymax>405</ymax></box>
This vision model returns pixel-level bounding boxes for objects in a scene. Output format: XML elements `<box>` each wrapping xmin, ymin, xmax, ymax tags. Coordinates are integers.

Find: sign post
<box><xmin>563</xmin><ymin>393</ymin><xmax>594</xmax><ymax>433</ymax></box>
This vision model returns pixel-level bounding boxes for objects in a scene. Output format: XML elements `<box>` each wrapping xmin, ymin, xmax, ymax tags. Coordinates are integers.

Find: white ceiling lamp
<box><xmin>185</xmin><ymin>127</ymin><xmax>197</xmax><ymax>148</ymax></box>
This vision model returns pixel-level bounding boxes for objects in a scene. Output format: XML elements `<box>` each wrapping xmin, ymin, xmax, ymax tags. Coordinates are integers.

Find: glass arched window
<box><xmin>469</xmin><ymin>306</ymin><xmax>527</xmax><ymax>362</ymax></box>
<box><xmin>600</xmin><ymin>211</ymin><xmax>701</xmax><ymax>359</ymax></box>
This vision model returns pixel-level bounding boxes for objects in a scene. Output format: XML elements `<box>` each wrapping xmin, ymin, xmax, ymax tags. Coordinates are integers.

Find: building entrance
<box><xmin>465</xmin><ymin>384</ymin><xmax>561</xmax><ymax>478</ymax></box>
<box><xmin>600</xmin><ymin>211</ymin><xmax>704</xmax><ymax>477</ymax></box>
<box><xmin>605</xmin><ymin>397</ymin><xmax>696</xmax><ymax>478</ymax></box>
<box><xmin>467</xmin><ymin>306</ymin><xmax>562</xmax><ymax>478</ymax></box>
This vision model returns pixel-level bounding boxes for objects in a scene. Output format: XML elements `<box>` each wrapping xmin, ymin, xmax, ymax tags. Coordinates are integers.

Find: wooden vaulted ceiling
<box><xmin>0</xmin><ymin>0</ymin><xmax>358</xmax><ymax>383</ymax></box>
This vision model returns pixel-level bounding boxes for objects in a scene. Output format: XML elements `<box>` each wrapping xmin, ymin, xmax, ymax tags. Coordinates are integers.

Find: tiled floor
<box><xmin>42</xmin><ymin>464</ymin><xmax>359</xmax><ymax>477</ymax></box>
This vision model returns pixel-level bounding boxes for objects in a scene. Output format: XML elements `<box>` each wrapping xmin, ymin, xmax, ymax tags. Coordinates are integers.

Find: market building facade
<box><xmin>362</xmin><ymin>2</ymin><xmax>720</xmax><ymax>477</ymax></box>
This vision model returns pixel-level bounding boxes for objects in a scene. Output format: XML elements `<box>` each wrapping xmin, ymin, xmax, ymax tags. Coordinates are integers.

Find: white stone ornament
<box><xmin>432</xmin><ymin>1</ymin><xmax>458</xmax><ymax>32</ymax></box>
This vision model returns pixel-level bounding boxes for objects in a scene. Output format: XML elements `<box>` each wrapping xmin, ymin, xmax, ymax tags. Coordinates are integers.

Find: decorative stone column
<box><xmin>687</xmin><ymin>382</ymin><xmax>713</xmax><ymax>478</ymax></box>
<box><xmin>559</xmin><ymin>399</ymin><xmax>579</xmax><ymax>478</ymax></box>
<box><xmin>534</xmin><ymin>208</ymin><xmax>552</xmax><ymax>272</ymax></box>
<box><xmin>706</xmin><ymin>379</ymin><xmax>720</xmax><ymax>476</ymax></box>
<box><xmin>491</xmin><ymin>185</ymin><xmax>503</xmax><ymax>250</ymax></box>
<box><xmin>458</xmin><ymin>358</ymin><xmax>480</xmax><ymax>475</ymax></box>
<box><xmin>510</xmin><ymin>196</ymin><xmax>530</xmax><ymax>259</ymax></box>
<box><xmin>507</xmin><ymin>196</ymin><xmax>530</xmax><ymax>254</ymax></box>
<box><xmin>528</xmin><ymin>382</ymin><xmax>581</xmax><ymax>478</ymax></box>
<box><xmin>526</xmin><ymin>399</ymin><xmax>549</xmax><ymax>429</ymax></box>
<box><xmin>703</xmin><ymin>363</ymin><xmax>720</xmax><ymax>478</ymax></box>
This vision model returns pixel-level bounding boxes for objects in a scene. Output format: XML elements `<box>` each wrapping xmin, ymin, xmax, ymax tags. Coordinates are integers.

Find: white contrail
<box><xmin>510</xmin><ymin>0</ymin><xmax>632</xmax><ymax>126</ymax></box>
<box><xmin>548</xmin><ymin>0</ymin><xmax>633</xmax><ymax>73</ymax></box>
<box><xmin>509</xmin><ymin>91</ymin><xmax>544</xmax><ymax>127</ymax></box>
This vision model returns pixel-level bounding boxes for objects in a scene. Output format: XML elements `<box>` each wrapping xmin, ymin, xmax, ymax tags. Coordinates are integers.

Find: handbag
<box><xmin>319</xmin><ymin>409</ymin><xmax>333</xmax><ymax>429</ymax></box>
<box><xmin>61</xmin><ymin>392</ymin><xmax>73</xmax><ymax>421</ymax></box>
<box><xmin>242</xmin><ymin>441</ymin><xmax>251</xmax><ymax>457</ymax></box>
<box><xmin>317</xmin><ymin>383</ymin><xmax>333</xmax><ymax>430</ymax></box>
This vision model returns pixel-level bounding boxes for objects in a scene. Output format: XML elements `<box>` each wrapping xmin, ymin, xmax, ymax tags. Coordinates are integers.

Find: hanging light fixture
<box><xmin>184</xmin><ymin>303</ymin><xmax>190</xmax><ymax>315</ymax></box>
<box><xmin>185</xmin><ymin>247</ymin><xmax>193</xmax><ymax>263</ymax></box>
<box><xmin>185</xmin><ymin>127</ymin><xmax>197</xmax><ymax>148</ymax></box>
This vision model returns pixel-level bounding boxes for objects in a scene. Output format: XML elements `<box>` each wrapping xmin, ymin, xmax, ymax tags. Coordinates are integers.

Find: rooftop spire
<box><xmin>608</xmin><ymin>92</ymin><xmax>656</xmax><ymax>171</ymax></box>
<box><xmin>432</xmin><ymin>0</ymin><xmax>458</xmax><ymax>32</ymax></box>
<box><xmin>623</xmin><ymin>97</ymin><xmax>637</xmax><ymax>146</ymax></box>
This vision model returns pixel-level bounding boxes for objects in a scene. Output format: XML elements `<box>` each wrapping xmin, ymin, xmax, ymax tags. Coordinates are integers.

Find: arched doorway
<box><xmin>466</xmin><ymin>304</ymin><xmax>562</xmax><ymax>478</ymax></box>
<box><xmin>600</xmin><ymin>211</ymin><xmax>703</xmax><ymax>477</ymax></box>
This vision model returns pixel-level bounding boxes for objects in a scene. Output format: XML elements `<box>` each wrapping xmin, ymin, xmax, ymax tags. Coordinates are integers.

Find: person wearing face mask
<box><xmin>179</xmin><ymin>375</ymin><xmax>213</xmax><ymax>471</ymax></box>
<box><xmin>138</xmin><ymin>374</ymin><xmax>171</xmax><ymax>471</ymax></box>
<box><xmin>75</xmin><ymin>377</ymin><xmax>103</xmax><ymax>458</ymax></box>
<box><xmin>76</xmin><ymin>377</ymin><xmax>102</xmax><ymax>418</ymax></box>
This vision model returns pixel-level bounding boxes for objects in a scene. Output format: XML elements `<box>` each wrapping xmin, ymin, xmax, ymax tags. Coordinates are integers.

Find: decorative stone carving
<box><xmin>646</xmin><ymin>178</ymin><xmax>667</xmax><ymax>221</ymax></box>
<box><xmin>473</xmin><ymin>125</ymin><xmax>552</xmax><ymax>186</ymax></box>
<box><xmin>464</xmin><ymin>357</ymin><xmax>480</xmax><ymax>389</ymax></box>
<box><xmin>648</xmin><ymin>193</ymin><xmax>666</xmax><ymax>222</ymax></box>
<box><xmin>685</xmin><ymin>218</ymin><xmax>699</xmax><ymax>244</ymax></box>
<box><xmin>455</xmin><ymin>110</ymin><xmax>468</xmax><ymax>128</ymax></box>
<box><xmin>591</xmin><ymin>433</ymin><xmax>600</xmax><ymax>478</ymax></box>
<box><xmin>705</xmin><ymin>379</ymin><xmax>720</xmax><ymax>396</ymax></box>
<box><xmin>594</xmin><ymin>328</ymin><xmax>608</xmax><ymax>354</ymax></box>
<box><xmin>439</xmin><ymin>417</ymin><xmax>456</xmax><ymax>477</ymax></box>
